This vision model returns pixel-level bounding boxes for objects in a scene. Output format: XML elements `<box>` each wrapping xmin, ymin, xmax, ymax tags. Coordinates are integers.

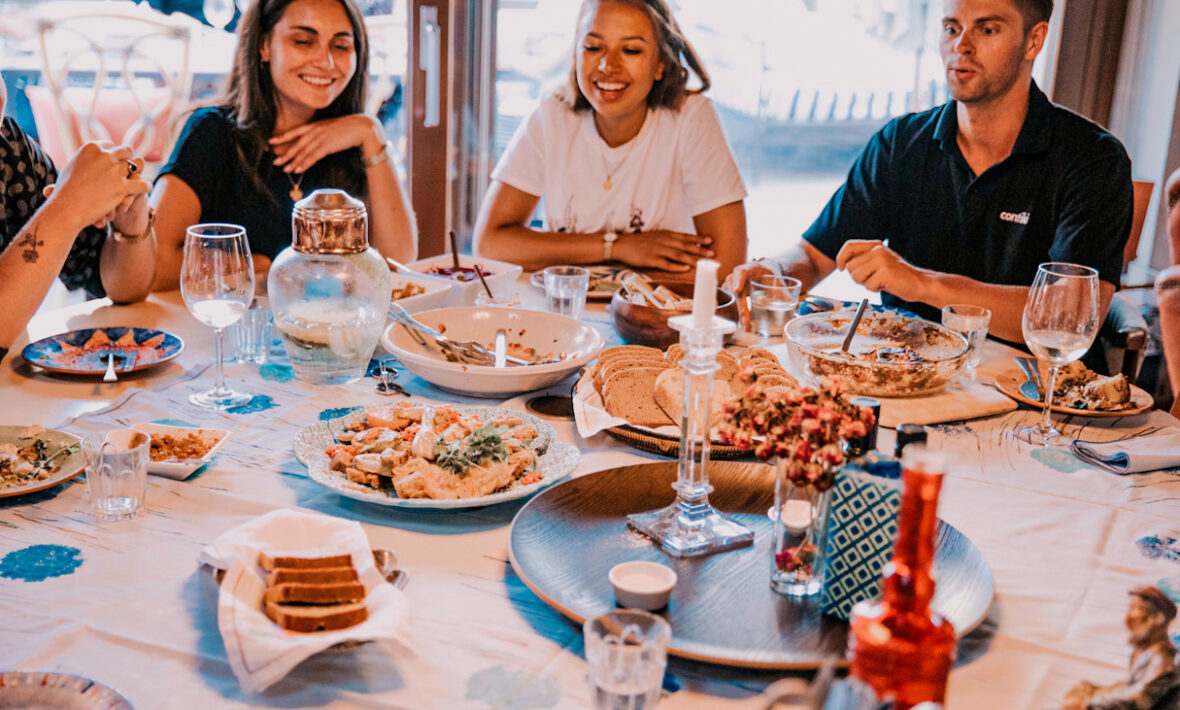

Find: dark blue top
<box><xmin>803</xmin><ymin>82</ymin><xmax>1132</xmax><ymax>323</ymax></box>
<box><xmin>159</xmin><ymin>107</ymin><xmax>367</xmax><ymax>259</ymax></box>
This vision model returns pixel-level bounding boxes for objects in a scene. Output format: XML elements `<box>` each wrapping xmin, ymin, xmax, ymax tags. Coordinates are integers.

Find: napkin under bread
<box><xmin>199</xmin><ymin>508</ymin><xmax>413</xmax><ymax>692</ymax></box>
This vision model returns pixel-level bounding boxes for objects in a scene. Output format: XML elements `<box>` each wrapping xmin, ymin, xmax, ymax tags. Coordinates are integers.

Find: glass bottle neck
<box><xmin>882</xmin><ymin>465</ymin><xmax>943</xmax><ymax>611</ymax></box>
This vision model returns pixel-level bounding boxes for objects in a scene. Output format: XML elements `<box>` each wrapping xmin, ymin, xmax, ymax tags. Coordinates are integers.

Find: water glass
<box><xmin>544</xmin><ymin>266</ymin><xmax>590</xmax><ymax>318</ymax></box>
<box><xmin>584</xmin><ymin>609</ymin><xmax>670</xmax><ymax>710</ymax></box>
<box><xmin>941</xmin><ymin>304</ymin><xmax>991</xmax><ymax>371</ymax></box>
<box><xmin>748</xmin><ymin>275</ymin><xmax>802</xmax><ymax>339</ymax></box>
<box><xmin>475</xmin><ymin>290</ymin><xmax>521</xmax><ymax>308</ymax></box>
<box><xmin>227</xmin><ymin>296</ymin><xmax>273</xmax><ymax>364</ymax></box>
<box><xmin>82</xmin><ymin>431</ymin><xmax>150</xmax><ymax>522</ymax></box>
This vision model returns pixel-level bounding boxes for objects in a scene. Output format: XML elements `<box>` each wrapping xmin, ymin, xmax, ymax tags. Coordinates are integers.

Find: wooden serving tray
<box><xmin>508</xmin><ymin>461</ymin><xmax>994</xmax><ymax>669</ymax></box>
<box><xmin>603</xmin><ymin>424</ymin><xmax>751</xmax><ymax>460</ymax></box>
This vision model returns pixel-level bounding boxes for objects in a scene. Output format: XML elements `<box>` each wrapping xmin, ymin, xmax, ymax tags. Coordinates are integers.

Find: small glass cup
<box><xmin>82</xmin><ymin>431</ymin><xmax>150</xmax><ymax>522</ymax></box>
<box><xmin>475</xmin><ymin>290</ymin><xmax>521</xmax><ymax>308</ymax></box>
<box><xmin>543</xmin><ymin>266</ymin><xmax>590</xmax><ymax>319</ymax></box>
<box><xmin>748</xmin><ymin>275</ymin><xmax>802</xmax><ymax>339</ymax></box>
<box><xmin>583</xmin><ymin>609</ymin><xmax>670</xmax><ymax>710</ymax></box>
<box><xmin>941</xmin><ymin>304</ymin><xmax>991</xmax><ymax>372</ymax></box>
<box><xmin>226</xmin><ymin>295</ymin><xmax>273</xmax><ymax>364</ymax></box>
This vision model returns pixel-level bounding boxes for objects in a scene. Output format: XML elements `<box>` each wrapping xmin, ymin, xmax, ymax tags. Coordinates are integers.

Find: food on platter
<box><xmin>786</xmin><ymin>311</ymin><xmax>968</xmax><ymax>397</ymax></box>
<box><xmin>590</xmin><ymin>345</ymin><xmax>798</xmax><ymax>429</ymax></box>
<box><xmin>260</xmin><ymin>549</ymin><xmax>368</xmax><ymax>632</ymax></box>
<box><xmin>426</xmin><ymin>264</ymin><xmax>492</xmax><ymax>282</ymax></box>
<box><xmin>0</xmin><ymin>425</ymin><xmax>77</xmax><ymax>490</ymax></box>
<box><xmin>148</xmin><ymin>432</ymin><xmax>216</xmax><ymax>461</ymax></box>
<box><xmin>324</xmin><ymin>403</ymin><xmax>548</xmax><ymax>500</ymax></box>
<box><xmin>618</xmin><ymin>271</ymin><xmax>693</xmax><ymax>310</ymax></box>
<box><xmin>55</xmin><ymin>328</ymin><xmax>167</xmax><ymax>367</ymax></box>
<box><xmin>391</xmin><ymin>282</ymin><xmax>426</xmax><ymax>300</ymax></box>
<box><xmin>1049</xmin><ymin>361</ymin><xmax>1133</xmax><ymax>411</ymax></box>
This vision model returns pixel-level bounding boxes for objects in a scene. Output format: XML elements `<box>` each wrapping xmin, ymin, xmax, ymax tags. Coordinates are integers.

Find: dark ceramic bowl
<box><xmin>609</xmin><ymin>283</ymin><xmax>739</xmax><ymax>348</ymax></box>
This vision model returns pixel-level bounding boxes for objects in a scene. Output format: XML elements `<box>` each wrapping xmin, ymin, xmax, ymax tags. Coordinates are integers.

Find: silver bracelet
<box><xmin>363</xmin><ymin>140</ymin><xmax>393</xmax><ymax>168</ymax></box>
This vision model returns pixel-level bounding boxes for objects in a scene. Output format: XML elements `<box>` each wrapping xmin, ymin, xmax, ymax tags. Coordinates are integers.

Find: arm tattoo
<box><xmin>16</xmin><ymin>227</ymin><xmax>44</xmax><ymax>264</ymax></box>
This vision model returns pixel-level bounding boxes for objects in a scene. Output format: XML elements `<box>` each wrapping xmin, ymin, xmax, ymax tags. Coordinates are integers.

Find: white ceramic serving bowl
<box><xmin>389</xmin><ymin>270</ymin><xmax>453</xmax><ymax>314</ymax></box>
<box><xmin>405</xmin><ymin>254</ymin><xmax>524</xmax><ymax>306</ymax></box>
<box><xmin>609</xmin><ymin>561</ymin><xmax>677</xmax><ymax>611</ymax></box>
<box><xmin>381</xmin><ymin>306</ymin><xmax>606</xmax><ymax>398</ymax></box>
<box><xmin>129</xmin><ymin>422</ymin><xmax>232</xmax><ymax>480</ymax></box>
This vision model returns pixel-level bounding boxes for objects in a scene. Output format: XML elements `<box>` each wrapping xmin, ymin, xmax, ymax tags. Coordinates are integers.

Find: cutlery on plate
<box><xmin>1014</xmin><ymin>356</ymin><xmax>1044</xmax><ymax>400</ymax></box>
<box><xmin>493</xmin><ymin>329</ymin><xmax>508</xmax><ymax>368</ymax></box>
<box><xmin>103</xmin><ymin>352</ymin><xmax>118</xmax><ymax>382</ymax></box>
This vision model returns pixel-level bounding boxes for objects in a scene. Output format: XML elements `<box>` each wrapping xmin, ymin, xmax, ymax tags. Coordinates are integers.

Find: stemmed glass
<box><xmin>1019</xmin><ymin>262</ymin><xmax>1100</xmax><ymax>447</ymax></box>
<box><xmin>203</xmin><ymin>0</ymin><xmax>235</xmax><ymax>30</ymax></box>
<box><xmin>181</xmin><ymin>224</ymin><xmax>254</xmax><ymax>409</ymax></box>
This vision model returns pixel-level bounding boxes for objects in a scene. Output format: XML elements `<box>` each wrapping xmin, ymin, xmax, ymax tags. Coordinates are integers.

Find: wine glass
<box><xmin>181</xmin><ymin>224</ymin><xmax>254</xmax><ymax>409</ymax></box>
<box><xmin>1019</xmin><ymin>262</ymin><xmax>1100</xmax><ymax>446</ymax></box>
<box><xmin>203</xmin><ymin>0</ymin><xmax>235</xmax><ymax>30</ymax></box>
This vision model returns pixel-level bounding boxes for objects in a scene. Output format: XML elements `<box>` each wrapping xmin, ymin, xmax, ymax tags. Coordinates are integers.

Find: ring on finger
<box><xmin>125</xmin><ymin>160</ymin><xmax>138</xmax><ymax>179</ymax></box>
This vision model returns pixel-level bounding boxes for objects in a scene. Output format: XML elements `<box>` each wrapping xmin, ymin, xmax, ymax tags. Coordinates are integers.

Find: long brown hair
<box><xmin>222</xmin><ymin>0</ymin><xmax>370</xmax><ymax>200</ymax></box>
<box><xmin>557</xmin><ymin>0</ymin><xmax>710</xmax><ymax>112</ymax></box>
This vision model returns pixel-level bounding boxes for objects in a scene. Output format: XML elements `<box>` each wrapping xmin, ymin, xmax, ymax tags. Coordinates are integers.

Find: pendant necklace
<box><xmin>598</xmin><ymin>134</ymin><xmax>639</xmax><ymax>191</ymax></box>
<box><xmin>286</xmin><ymin>171</ymin><xmax>305</xmax><ymax>201</ymax></box>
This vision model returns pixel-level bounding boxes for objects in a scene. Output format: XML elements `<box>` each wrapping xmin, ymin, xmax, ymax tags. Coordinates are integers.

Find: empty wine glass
<box><xmin>203</xmin><ymin>0</ymin><xmax>235</xmax><ymax>30</ymax></box>
<box><xmin>1019</xmin><ymin>262</ymin><xmax>1100</xmax><ymax>447</ymax></box>
<box><xmin>181</xmin><ymin>224</ymin><xmax>254</xmax><ymax>409</ymax></box>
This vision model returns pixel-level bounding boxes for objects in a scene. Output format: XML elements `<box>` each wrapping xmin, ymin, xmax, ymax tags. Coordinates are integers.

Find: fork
<box><xmin>389</xmin><ymin>303</ymin><xmax>529</xmax><ymax>366</ymax></box>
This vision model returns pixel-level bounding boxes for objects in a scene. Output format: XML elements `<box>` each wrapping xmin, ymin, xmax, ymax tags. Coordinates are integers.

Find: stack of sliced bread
<box><xmin>591</xmin><ymin>345</ymin><xmax>797</xmax><ymax>428</ymax></box>
<box><xmin>260</xmin><ymin>549</ymin><xmax>368</xmax><ymax>632</ymax></box>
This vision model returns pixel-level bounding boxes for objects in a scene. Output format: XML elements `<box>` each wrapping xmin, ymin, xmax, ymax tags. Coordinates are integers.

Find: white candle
<box><xmin>692</xmin><ymin>259</ymin><xmax>719</xmax><ymax>329</ymax></box>
<box><xmin>781</xmin><ymin>499</ymin><xmax>814</xmax><ymax>534</ymax></box>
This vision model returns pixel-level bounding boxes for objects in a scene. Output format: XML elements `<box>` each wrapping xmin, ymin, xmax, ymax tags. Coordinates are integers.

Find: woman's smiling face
<box><xmin>575</xmin><ymin>1</ymin><xmax>664</xmax><ymax>130</ymax></box>
<box><xmin>261</xmin><ymin>0</ymin><xmax>357</xmax><ymax>123</ymax></box>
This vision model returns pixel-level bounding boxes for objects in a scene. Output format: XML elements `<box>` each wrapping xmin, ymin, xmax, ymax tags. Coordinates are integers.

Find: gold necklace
<box><xmin>598</xmin><ymin>135</ymin><xmax>639</xmax><ymax>191</ymax></box>
<box><xmin>286</xmin><ymin>171</ymin><xmax>305</xmax><ymax>201</ymax></box>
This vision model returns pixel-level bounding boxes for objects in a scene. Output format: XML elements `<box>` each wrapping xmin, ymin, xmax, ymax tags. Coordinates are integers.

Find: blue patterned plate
<box><xmin>0</xmin><ymin>671</ymin><xmax>132</xmax><ymax>708</ymax></box>
<box><xmin>21</xmin><ymin>327</ymin><xmax>183</xmax><ymax>376</ymax></box>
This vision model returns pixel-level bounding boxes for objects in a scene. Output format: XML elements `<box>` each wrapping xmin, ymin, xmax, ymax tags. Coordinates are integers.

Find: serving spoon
<box><xmin>841</xmin><ymin>298</ymin><xmax>870</xmax><ymax>353</ymax></box>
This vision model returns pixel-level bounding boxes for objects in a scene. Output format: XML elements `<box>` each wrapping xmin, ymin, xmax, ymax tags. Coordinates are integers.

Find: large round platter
<box><xmin>0</xmin><ymin>671</ymin><xmax>132</xmax><ymax>708</ymax></box>
<box><xmin>994</xmin><ymin>369</ymin><xmax>1153</xmax><ymax>418</ymax></box>
<box><xmin>0</xmin><ymin>426</ymin><xmax>85</xmax><ymax>499</ymax></box>
<box><xmin>294</xmin><ymin>405</ymin><xmax>580</xmax><ymax>509</ymax></box>
<box><xmin>22</xmin><ymin>327</ymin><xmax>183</xmax><ymax>376</ymax></box>
<box><xmin>509</xmin><ymin>461</ymin><xmax>994</xmax><ymax>669</ymax></box>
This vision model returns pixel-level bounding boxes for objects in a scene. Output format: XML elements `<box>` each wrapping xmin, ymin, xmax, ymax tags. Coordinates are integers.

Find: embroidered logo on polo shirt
<box><xmin>999</xmin><ymin>210</ymin><xmax>1030</xmax><ymax>225</ymax></box>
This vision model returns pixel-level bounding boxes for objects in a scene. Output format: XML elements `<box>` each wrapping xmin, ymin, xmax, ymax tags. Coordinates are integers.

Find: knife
<box><xmin>1013</xmin><ymin>356</ymin><xmax>1043</xmax><ymax>401</ymax></box>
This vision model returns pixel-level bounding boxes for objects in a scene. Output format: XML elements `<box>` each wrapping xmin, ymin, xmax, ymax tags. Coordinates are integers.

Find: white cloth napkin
<box><xmin>1070</xmin><ymin>429</ymin><xmax>1180</xmax><ymax>474</ymax></box>
<box><xmin>198</xmin><ymin>508</ymin><xmax>413</xmax><ymax>693</ymax></box>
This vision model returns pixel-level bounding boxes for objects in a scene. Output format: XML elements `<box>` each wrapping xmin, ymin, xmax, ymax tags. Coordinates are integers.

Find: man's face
<box><xmin>939</xmin><ymin>0</ymin><xmax>1045</xmax><ymax>105</ymax></box>
<box><xmin>1125</xmin><ymin>597</ymin><xmax>1162</xmax><ymax>645</ymax></box>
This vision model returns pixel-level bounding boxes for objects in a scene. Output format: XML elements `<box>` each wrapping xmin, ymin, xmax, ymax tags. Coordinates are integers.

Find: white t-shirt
<box><xmin>491</xmin><ymin>93</ymin><xmax>747</xmax><ymax>236</ymax></box>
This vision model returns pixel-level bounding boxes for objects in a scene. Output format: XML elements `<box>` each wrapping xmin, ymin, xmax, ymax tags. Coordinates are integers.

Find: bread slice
<box><xmin>665</xmin><ymin>344</ymin><xmax>684</xmax><ymax>366</ymax></box>
<box><xmin>602</xmin><ymin>367</ymin><xmax>674</xmax><ymax>427</ymax></box>
<box><xmin>265</xmin><ymin>600</ymin><xmax>368</xmax><ymax>632</ymax></box>
<box><xmin>595</xmin><ymin>357</ymin><xmax>669</xmax><ymax>395</ymax></box>
<box><xmin>264</xmin><ymin>582</ymin><xmax>366</xmax><ymax>605</ymax></box>
<box><xmin>259</xmin><ymin>549</ymin><xmax>354</xmax><ymax>571</ymax></box>
<box><xmin>266</xmin><ymin>567</ymin><xmax>360</xmax><ymax>586</ymax></box>
<box><xmin>596</xmin><ymin>346</ymin><xmax>663</xmax><ymax>368</ymax></box>
<box><xmin>654</xmin><ymin>368</ymin><xmax>732</xmax><ymax>427</ymax></box>
<box><xmin>742</xmin><ymin>347</ymin><xmax>779</xmax><ymax>365</ymax></box>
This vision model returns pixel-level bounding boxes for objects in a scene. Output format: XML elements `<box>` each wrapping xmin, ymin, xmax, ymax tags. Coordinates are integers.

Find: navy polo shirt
<box><xmin>803</xmin><ymin>81</ymin><xmax>1132</xmax><ymax>323</ymax></box>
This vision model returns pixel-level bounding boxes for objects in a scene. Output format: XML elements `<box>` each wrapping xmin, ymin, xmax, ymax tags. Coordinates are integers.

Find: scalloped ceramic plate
<box><xmin>22</xmin><ymin>326</ymin><xmax>183</xmax><ymax>376</ymax></box>
<box><xmin>0</xmin><ymin>671</ymin><xmax>132</xmax><ymax>708</ymax></box>
<box><xmin>294</xmin><ymin>404</ymin><xmax>579</xmax><ymax>509</ymax></box>
<box><xmin>0</xmin><ymin>426</ymin><xmax>84</xmax><ymax>499</ymax></box>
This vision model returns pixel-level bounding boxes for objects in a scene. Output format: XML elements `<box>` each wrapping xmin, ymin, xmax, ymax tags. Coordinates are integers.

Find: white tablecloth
<box><xmin>1</xmin><ymin>287</ymin><xmax>1178</xmax><ymax>709</ymax></box>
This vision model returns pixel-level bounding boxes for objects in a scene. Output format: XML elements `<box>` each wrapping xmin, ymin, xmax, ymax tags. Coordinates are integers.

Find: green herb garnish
<box><xmin>434</xmin><ymin>423</ymin><xmax>509</xmax><ymax>476</ymax></box>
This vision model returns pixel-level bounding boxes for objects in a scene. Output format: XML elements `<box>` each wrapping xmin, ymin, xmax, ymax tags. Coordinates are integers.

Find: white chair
<box><xmin>29</xmin><ymin>3</ymin><xmax>194</xmax><ymax>174</ymax></box>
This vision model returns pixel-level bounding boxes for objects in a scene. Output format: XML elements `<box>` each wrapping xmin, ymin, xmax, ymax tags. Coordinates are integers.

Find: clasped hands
<box><xmin>42</xmin><ymin>141</ymin><xmax>151</xmax><ymax>236</ymax></box>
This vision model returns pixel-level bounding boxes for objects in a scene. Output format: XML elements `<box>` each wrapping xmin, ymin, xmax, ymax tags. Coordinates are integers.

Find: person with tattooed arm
<box><xmin>0</xmin><ymin>77</ymin><xmax>154</xmax><ymax>364</ymax></box>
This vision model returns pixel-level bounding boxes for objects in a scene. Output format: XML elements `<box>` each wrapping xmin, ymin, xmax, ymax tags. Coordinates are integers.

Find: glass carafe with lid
<box><xmin>268</xmin><ymin>189</ymin><xmax>391</xmax><ymax>385</ymax></box>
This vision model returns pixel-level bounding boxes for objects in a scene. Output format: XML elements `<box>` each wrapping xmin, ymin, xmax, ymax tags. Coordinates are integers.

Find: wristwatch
<box><xmin>602</xmin><ymin>230</ymin><xmax>618</xmax><ymax>261</ymax></box>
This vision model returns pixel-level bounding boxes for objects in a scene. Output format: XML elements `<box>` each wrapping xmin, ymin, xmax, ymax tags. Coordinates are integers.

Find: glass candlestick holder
<box><xmin>627</xmin><ymin>313</ymin><xmax>754</xmax><ymax>557</ymax></box>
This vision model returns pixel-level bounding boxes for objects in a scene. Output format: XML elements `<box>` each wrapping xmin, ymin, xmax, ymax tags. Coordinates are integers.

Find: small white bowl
<box><xmin>405</xmin><ymin>254</ymin><xmax>524</xmax><ymax>306</ymax></box>
<box><xmin>381</xmin><ymin>306</ymin><xmax>605</xmax><ymax>398</ymax></box>
<box><xmin>129</xmin><ymin>423</ymin><xmax>231</xmax><ymax>480</ymax></box>
<box><xmin>389</xmin><ymin>271</ymin><xmax>452</xmax><ymax>314</ymax></box>
<box><xmin>609</xmin><ymin>561</ymin><xmax>677</xmax><ymax>611</ymax></box>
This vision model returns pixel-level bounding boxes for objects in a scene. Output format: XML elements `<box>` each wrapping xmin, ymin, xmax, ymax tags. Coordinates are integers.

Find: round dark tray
<box><xmin>508</xmin><ymin>461</ymin><xmax>994</xmax><ymax>669</ymax></box>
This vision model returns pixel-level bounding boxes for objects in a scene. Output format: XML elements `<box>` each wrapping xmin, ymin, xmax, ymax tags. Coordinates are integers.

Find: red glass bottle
<box><xmin>847</xmin><ymin>445</ymin><xmax>956</xmax><ymax>709</ymax></box>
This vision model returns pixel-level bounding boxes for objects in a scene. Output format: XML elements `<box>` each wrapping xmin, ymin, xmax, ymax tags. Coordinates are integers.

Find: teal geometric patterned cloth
<box><xmin>821</xmin><ymin>469</ymin><xmax>902</xmax><ymax>619</ymax></box>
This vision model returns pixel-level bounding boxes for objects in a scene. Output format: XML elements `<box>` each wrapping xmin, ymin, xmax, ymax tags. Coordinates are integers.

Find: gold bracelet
<box><xmin>109</xmin><ymin>207</ymin><xmax>156</xmax><ymax>244</ymax></box>
<box><xmin>363</xmin><ymin>140</ymin><xmax>393</xmax><ymax>168</ymax></box>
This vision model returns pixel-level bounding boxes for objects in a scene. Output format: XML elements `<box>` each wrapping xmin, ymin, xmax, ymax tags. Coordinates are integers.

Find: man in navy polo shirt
<box><xmin>726</xmin><ymin>0</ymin><xmax>1131</xmax><ymax>343</ymax></box>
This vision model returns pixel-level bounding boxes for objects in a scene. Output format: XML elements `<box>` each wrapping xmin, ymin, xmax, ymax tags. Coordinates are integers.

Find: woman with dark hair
<box><xmin>150</xmin><ymin>0</ymin><xmax>415</xmax><ymax>289</ymax></box>
<box><xmin>475</xmin><ymin>0</ymin><xmax>747</xmax><ymax>278</ymax></box>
